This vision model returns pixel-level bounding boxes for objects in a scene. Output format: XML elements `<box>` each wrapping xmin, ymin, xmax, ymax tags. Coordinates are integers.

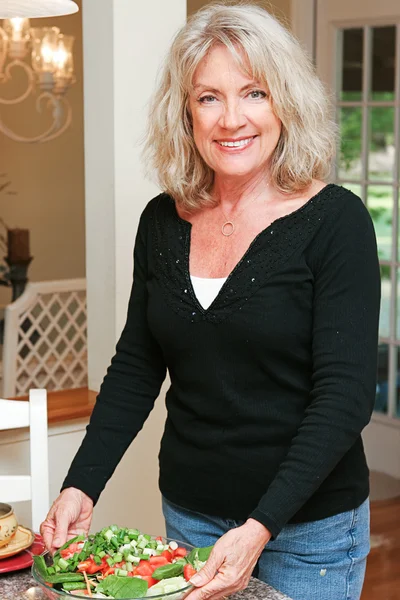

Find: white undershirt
<box><xmin>190</xmin><ymin>275</ymin><xmax>227</xmax><ymax>310</ymax></box>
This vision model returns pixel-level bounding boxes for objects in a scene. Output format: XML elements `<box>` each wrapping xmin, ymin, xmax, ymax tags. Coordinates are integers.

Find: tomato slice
<box><xmin>149</xmin><ymin>556</ymin><xmax>169</xmax><ymax>567</ymax></box>
<box><xmin>161</xmin><ymin>550</ymin><xmax>173</xmax><ymax>562</ymax></box>
<box><xmin>141</xmin><ymin>575</ymin><xmax>158</xmax><ymax>587</ymax></box>
<box><xmin>77</xmin><ymin>560</ymin><xmax>92</xmax><ymax>572</ymax></box>
<box><xmin>77</xmin><ymin>558</ymin><xmax>104</xmax><ymax>574</ymax></box>
<box><xmin>135</xmin><ymin>561</ymin><xmax>155</xmax><ymax>577</ymax></box>
<box><xmin>184</xmin><ymin>564</ymin><xmax>197</xmax><ymax>581</ymax></box>
<box><xmin>60</xmin><ymin>542</ymin><xmax>83</xmax><ymax>559</ymax></box>
<box><xmin>173</xmin><ymin>547</ymin><xmax>187</xmax><ymax>558</ymax></box>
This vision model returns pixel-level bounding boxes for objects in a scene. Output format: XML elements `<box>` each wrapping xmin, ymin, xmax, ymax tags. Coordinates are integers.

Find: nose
<box><xmin>219</xmin><ymin>99</ymin><xmax>246</xmax><ymax>131</ymax></box>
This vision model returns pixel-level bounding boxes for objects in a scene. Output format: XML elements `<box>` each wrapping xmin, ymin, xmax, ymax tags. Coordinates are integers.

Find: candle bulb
<box><xmin>7</xmin><ymin>228</ymin><xmax>31</xmax><ymax>263</ymax></box>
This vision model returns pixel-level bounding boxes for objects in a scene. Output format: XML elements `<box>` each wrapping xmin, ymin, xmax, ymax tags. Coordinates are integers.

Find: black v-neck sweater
<box><xmin>63</xmin><ymin>184</ymin><xmax>381</xmax><ymax>538</ymax></box>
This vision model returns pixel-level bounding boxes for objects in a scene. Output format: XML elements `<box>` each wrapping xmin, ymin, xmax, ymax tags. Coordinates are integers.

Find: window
<box><xmin>336</xmin><ymin>24</ymin><xmax>400</xmax><ymax>419</ymax></box>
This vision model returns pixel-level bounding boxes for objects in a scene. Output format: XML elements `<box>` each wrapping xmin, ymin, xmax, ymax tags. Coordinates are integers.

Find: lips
<box><xmin>216</xmin><ymin>136</ymin><xmax>256</xmax><ymax>148</ymax></box>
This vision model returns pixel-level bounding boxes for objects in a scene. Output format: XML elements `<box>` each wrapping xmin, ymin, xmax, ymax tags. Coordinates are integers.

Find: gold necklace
<box><xmin>219</xmin><ymin>188</ymin><xmax>266</xmax><ymax>237</ymax></box>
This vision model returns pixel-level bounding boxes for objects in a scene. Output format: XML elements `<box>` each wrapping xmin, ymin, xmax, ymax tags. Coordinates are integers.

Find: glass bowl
<box><xmin>32</xmin><ymin>536</ymin><xmax>195</xmax><ymax>600</ymax></box>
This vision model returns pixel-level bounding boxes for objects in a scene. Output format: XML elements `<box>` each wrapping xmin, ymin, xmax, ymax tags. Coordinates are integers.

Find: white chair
<box><xmin>0</xmin><ymin>389</ymin><xmax>50</xmax><ymax>532</ymax></box>
<box><xmin>2</xmin><ymin>278</ymin><xmax>87</xmax><ymax>398</ymax></box>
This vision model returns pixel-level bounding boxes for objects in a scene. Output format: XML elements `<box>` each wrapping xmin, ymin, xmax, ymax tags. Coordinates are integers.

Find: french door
<box><xmin>316</xmin><ymin>0</ymin><xmax>400</xmax><ymax>423</ymax></box>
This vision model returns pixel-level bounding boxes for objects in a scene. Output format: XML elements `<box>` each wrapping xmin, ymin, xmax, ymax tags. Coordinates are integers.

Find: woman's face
<box><xmin>188</xmin><ymin>44</ymin><xmax>282</xmax><ymax>182</ymax></box>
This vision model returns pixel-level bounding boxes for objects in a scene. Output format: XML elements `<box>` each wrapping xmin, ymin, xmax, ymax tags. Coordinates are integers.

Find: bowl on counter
<box><xmin>32</xmin><ymin>536</ymin><xmax>195</xmax><ymax>600</ymax></box>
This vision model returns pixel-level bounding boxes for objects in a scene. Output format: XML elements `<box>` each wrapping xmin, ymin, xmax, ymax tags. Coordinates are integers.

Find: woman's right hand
<box><xmin>40</xmin><ymin>487</ymin><xmax>94</xmax><ymax>554</ymax></box>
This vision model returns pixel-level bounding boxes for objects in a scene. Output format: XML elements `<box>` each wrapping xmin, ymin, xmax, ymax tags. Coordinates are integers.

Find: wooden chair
<box><xmin>0</xmin><ymin>389</ymin><xmax>49</xmax><ymax>532</ymax></box>
<box><xmin>2</xmin><ymin>278</ymin><xmax>87</xmax><ymax>398</ymax></box>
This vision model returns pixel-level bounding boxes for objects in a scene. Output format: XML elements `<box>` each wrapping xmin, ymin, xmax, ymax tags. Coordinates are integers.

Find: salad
<box><xmin>33</xmin><ymin>525</ymin><xmax>213</xmax><ymax>599</ymax></box>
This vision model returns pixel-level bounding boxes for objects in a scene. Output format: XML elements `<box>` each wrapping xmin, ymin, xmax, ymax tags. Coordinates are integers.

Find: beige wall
<box><xmin>0</xmin><ymin>0</ymin><xmax>292</xmax><ymax>307</ymax></box>
<box><xmin>187</xmin><ymin>0</ymin><xmax>291</xmax><ymax>25</ymax></box>
<box><xmin>0</xmin><ymin>1</ymin><xmax>85</xmax><ymax>304</ymax></box>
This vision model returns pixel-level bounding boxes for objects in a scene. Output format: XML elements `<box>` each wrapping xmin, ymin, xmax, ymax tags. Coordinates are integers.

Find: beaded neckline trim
<box><xmin>150</xmin><ymin>184</ymin><xmax>347</xmax><ymax>324</ymax></box>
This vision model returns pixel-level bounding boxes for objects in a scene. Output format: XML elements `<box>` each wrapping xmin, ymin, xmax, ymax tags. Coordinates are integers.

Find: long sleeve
<box><xmin>62</xmin><ymin>208</ymin><xmax>167</xmax><ymax>503</ymax></box>
<box><xmin>249</xmin><ymin>194</ymin><xmax>381</xmax><ymax>538</ymax></box>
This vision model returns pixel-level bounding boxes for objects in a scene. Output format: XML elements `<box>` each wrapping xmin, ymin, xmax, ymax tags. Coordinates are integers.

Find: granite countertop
<box><xmin>0</xmin><ymin>568</ymin><xmax>292</xmax><ymax>600</ymax></box>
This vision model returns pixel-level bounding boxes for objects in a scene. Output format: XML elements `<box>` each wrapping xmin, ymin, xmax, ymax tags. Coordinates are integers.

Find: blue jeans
<box><xmin>162</xmin><ymin>497</ymin><xmax>370</xmax><ymax>600</ymax></box>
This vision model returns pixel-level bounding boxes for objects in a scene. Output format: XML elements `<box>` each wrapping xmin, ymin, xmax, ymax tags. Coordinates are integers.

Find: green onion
<box><xmin>104</xmin><ymin>529</ymin><xmax>114</xmax><ymax>542</ymax></box>
<box><xmin>58</xmin><ymin>558</ymin><xmax>70</xmax><ymax>571</ymax></box>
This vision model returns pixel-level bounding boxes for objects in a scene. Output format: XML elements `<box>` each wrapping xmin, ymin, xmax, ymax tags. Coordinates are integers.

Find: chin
<box><xmin>216</xmin><ymin>165</ymin><xmax>259</xmax><ymax>178</ymax></box>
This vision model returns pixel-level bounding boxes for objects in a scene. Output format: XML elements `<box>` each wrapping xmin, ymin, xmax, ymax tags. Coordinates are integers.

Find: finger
<box><xmin>40</xmin><ymin>520</ymin><xmax>56</xmax><ymax>551</ymax></box>
<box><xmin>52</xmin><ymin>511</ymin><xmax>70</xmax><ymax>548</ymax></box>
<box><xmin>188</xmin><ymin>580</ymin><xmax>232</xmax><ymax>600</ymax></box>
<box><xmin>190</xmin><ymin>550</ymin><xmax>221</xmax><ymax>587</ymax></box>
<box><xmin>188</xmin><ymin>572</ymin><xmax>231</xmax><ymax>600</ymax></box>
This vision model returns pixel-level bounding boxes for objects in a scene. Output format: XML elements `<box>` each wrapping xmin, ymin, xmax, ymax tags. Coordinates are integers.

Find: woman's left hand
<box><xmin>187</xmin><ymin>519</ymin><xmax>271</xmax><ymax>600</ymax></box>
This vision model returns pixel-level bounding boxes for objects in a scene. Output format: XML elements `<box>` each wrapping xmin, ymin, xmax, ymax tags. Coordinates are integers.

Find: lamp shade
<box><xmin>0</xmin><ymin>1</ymin><xmax>79</xmax><ymax>18</ymax></box>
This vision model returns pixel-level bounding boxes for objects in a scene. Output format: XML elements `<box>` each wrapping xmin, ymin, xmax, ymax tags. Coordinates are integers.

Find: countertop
<box><xmin>0</xmin><ymin>568</ymin><xmax>292</xmax><ymax>600</ymax></box>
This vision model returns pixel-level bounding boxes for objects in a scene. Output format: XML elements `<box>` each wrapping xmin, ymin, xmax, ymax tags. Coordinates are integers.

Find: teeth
<box><xmin>218</xmin><ymin>137</ymin><xmax>254</xmax><ymax>147</ymax></box>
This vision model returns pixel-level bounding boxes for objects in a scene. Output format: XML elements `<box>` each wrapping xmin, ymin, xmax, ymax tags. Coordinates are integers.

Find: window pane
<box><xmin>397</xmin><ymin>268</ymin><xmax>400</xmax><ymax>341</ymax></box>
<box><xmin>367</xmin><ymin>186</ymin><xmax>393</xmax><ymax>261</ymax></box>
<box><xmin>398</xmin><ymin>190</ymin><xmax>400</xmax><ymax>260</ymax></box>
<box><xmin>368</xmin><ymin>108</ymin><xmax>395</xmax><ymax>181</ymax></box>
<box><xmin>371</xmin><ymin>26</ymin><xmax>396</xmax><ymax>101</ymax></box>
<box><xmin>340</xmin><ymin>28</ymin><xmax>363</xmax><ymax>101</ymax></box>
<box><xmin>379</xmin><ymin>265</ymin><xmax>391</xmax><ymax>338</ymax></box>
<box><xmin>344</xmin><ymin>183</ymin><xmax>362</xmax><ymax>199</ymax></box>
<box><xmin>396</xmin><ymin>347</ymin><xmax>400</xmax><ymax>419</ymax></box>
<box><xmin>339</xmin><ymin>107</ymin><xmax>362</xmax><ymax>179</ymax></box>
<box><xmin>376</xmin><ymin>342</ymin><xmax>389</xmax><ymax>414</ymax></box>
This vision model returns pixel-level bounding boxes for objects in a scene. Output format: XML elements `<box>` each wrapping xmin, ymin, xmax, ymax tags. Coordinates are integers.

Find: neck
<box><xmin>213</xmin><ymin>171</ymin><xmax>271</xmax><ymax>211</ymax></box>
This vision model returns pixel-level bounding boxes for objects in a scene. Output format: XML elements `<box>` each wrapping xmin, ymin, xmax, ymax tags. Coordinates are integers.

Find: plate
<box><xmin>0</xmin><ymin>525</ymin><xmax>35</xmax><ymax>559</ymax></box>
<box><xmin>0</xmin><ymin>532</ymin><xmax>45</xmax><ymax>573</ymax></box>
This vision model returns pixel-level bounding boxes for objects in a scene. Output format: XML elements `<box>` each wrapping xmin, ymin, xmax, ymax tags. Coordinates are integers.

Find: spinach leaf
<box><xmin>97</xmin><ymin>575</ymin><xmax>148</xmax><ymax>599</ymax></box>
<box><xmin>152</xmin><ymin>561</ymin><xmax>184</xmax><ymax>580</ymax></box>
<box><xmin>186</xmin><ymin>548</ymin><xmax>198</xmax><ymax>566</ymax></box>
<box><xmin>187</xmin><ymin>545</ymin><xmax>214</xmax><ymax>566</ymax></box>
<box><xmin>197</xmin><ymin>546</ymin><xmax>213</xmax><ymax>562</ymax></box>
<box><xmin>33</xmin><ymin>555</ymin><xmax>48</xmax><ymax>580</ymax></box>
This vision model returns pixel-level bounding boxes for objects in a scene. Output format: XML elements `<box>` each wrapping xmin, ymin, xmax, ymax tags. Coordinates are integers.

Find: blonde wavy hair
<box><xmin>143</xmin><ymin>1</ymin><xmax>337</xmax><ymax>211</ymax></box>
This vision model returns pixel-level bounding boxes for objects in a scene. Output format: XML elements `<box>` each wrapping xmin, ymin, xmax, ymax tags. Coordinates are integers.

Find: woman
<box><xmin>41</xmin><ymin>4</ymin><xmax>381</xmax><ymax>600</ymax></box>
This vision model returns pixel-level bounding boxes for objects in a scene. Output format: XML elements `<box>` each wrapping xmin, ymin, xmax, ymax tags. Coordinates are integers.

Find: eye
<box><xmin>247</xmin><ymin>90</ymin><xmax>267</xmax><ymax>99</ymax></box>
<box><xmin>198</xmin><ymin>95</ymin><xmax>217</xmax><ymax>104</ymax></box>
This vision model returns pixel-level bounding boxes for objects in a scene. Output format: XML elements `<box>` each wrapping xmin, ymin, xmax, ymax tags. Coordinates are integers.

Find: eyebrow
<box><xmin>193</xmin><ymin>82</ymin><xmax>262</xmax><ymax>93</ymax></box>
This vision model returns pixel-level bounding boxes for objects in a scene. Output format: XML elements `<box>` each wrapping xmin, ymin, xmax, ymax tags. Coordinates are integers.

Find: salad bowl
<box><xmin>31</xmin><ymin>527</ymin><xmax>212</xmax><ymax>600</ymax></box>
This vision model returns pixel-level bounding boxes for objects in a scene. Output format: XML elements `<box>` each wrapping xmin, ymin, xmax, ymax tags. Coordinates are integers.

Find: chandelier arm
<box><xmin>38</xmin><ymin>96</ymin><xmax>72</xmax><ymax>143</ymax></box>
<box><xmin>0</xmin><ymin>60</ymin><xmax>35</xmax><ymax>105</ymax></box>
<box><xmin>0</xmin><ymin>28</ymin><xmax>8</xmax><ymax>76</ymax></box>
<box><xmin>0</xmin><ymin>94</ymin><xmax>71</xmax><ymax>143</ymax></box>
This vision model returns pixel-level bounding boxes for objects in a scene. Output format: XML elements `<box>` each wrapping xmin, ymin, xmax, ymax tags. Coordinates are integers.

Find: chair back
<box><xmin>2</xmin><ymin>278</ymin><xmax>87</xmax><ymax>397</ymax></box>
<box><xmin>0</xmin><ymin>389</ymin><xmax>49</xmax><ymax>532</ymax></box>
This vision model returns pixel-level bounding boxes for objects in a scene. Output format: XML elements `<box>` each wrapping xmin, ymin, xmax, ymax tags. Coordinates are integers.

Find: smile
<box><xmin>216</xmin><ymin>136</ymin><xmax>256</xmax><ymax>148</ymax></box>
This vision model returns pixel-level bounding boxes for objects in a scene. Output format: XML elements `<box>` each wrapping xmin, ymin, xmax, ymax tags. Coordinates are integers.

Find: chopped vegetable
<box><xmin>34</xmin><ymin>526</ymin><xmax>214</xmax><ymax>599</ymax></box>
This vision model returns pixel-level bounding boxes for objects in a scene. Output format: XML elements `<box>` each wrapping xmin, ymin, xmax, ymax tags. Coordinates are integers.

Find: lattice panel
<box><xmin>13</xmin><ymin>288</ymin><xmax>87</xmax><ymax>397</ymax></box>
